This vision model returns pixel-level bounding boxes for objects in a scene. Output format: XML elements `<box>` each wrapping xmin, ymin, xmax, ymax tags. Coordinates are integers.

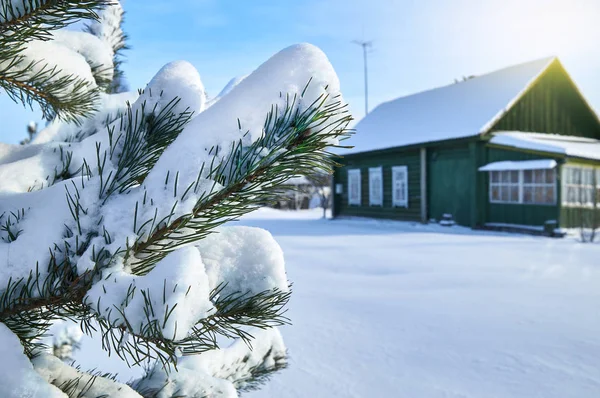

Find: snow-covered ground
<box><xmin>239</xmin><ymin>208</ymin><xmax>600</xmax><ymax>398</ymax></box>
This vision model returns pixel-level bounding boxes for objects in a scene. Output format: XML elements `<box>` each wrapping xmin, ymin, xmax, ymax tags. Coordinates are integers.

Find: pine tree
<box><xmin>0</xmin><ymin>1</ymin><xmax>351</xmax><ymax>397</ymax></box>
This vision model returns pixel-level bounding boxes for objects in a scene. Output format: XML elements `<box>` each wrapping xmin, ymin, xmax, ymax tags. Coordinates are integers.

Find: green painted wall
<box><xmin>560</xmin><ymin>208</ymin><xmax>600</xmax><ymax>229</ymax></box>
<box><xmin>481</xmin><ymin>146</ymin><xmax>561</xmax><ymax>227</ymax></box>
<box><xmin>490</xmin><ymin>60</ymin><xmax>600</xmax><ymax>139</ymax></box>
<box><xmin>427</xmin><ymin>144</ymin><xmax>473</xmax><ymax>226</ymax></box>
<box><xmin>333</xmin><ymin>149</ymin><xmax>422</xmax><ymax>221</ymax></box>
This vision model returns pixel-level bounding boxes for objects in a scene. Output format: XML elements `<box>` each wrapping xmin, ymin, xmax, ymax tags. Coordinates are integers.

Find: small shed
<box><xmin>333</xmin><ymin>57</ymin><xmax>600</xmax><ymax>231</ymax></box>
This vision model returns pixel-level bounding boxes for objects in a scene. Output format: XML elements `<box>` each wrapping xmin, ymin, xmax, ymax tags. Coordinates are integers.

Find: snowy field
<box><xmin>238</xmin><ymin>208</ymin><xmax>600</xmax><ymax>398</ymax></box>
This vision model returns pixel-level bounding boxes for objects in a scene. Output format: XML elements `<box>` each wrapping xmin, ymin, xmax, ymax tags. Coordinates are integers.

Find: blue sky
<box><xmin>1</xmin><ymin>0</ymin><xmax>599</xmax><ymax>144</ymax></box>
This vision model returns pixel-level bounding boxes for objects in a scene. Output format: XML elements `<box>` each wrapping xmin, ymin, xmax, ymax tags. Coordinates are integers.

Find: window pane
<box><xmin>545</xmin><ymin>186</ymin><xmax>555</xmax><ymax>204</ymax></box>
<box><xmin>586</xmin><ymin>169</ymin><xmax>594</xmax><ymax>185</ymax></box>
<box><xmin>573</xmin><ymin>168</ymin><xmax>581</xmax><ymax>183</ymax></box>
<box><xmin>564</xmin><ymin>168</ymin><xmax>572</xmax><ymax>184</ymax></box>
<box><xmin>510</xmin><ymin>171</ymin><xmax>519</xmax><ymax>183</ymax></box>
<box><xmin>545</xmin><ymin>169</ymin><xmax>555</xmax><ymax>184</ymax></box>
<box><xmin>533</xmin><ymin>170</ymin><xmax>544</xmax><ymax>184</ymax></box>
<box><xmin>500</xmin><ymin>171</ymin><xmax>508</xmax><ymax>183</ymax></box>
<box><xmin>567</xmin><ymin>186</ymin><xmax>578</xmax><ymax>204</ymax></box>
<box><xmin>523</xmin><ymin>186</ymin><xmax>533</xmax><ymax>203</ymax></box>
<box><xmin>371</xmin><ymin>176</ymin><xmax>381</xmax><ymax>202</ymax></box>
<box><xmin>510</xmin><ymin>186</ymin><xmax>519</xmax><ymax>202</ymax></box>
<box><xmin>534</xmin><ymin>186</ymin><xmax>544</xmax><ymax>203</ymax></box>
<box><xmin>523</xmin><ymin>170</ymin><xmax>533</xmax><ymax>183</ymax></box>
<box><xmin>585</xmin><ymin>187</ymin><xmax>594</xmax><ymax>204</ymax></box>
<box><xmin>490</xmin><ymin>171</ymin><xmax>499</xmax><ymax>183</ymax></box>
<box><xmin>491</xmin><ymin>186</ymin><xmax>500</xmax><ymax>201</ymax></box>
<box><xmin>500</xmin><ymin>185</ymin><xmax>509</xmax><ymax>202</ymax></box>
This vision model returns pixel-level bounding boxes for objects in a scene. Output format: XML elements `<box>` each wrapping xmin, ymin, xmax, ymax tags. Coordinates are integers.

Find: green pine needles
<box><xmin>0</xmin><ymin>0</ymin><xmax>110</xmax><ymax>122</ymax></box>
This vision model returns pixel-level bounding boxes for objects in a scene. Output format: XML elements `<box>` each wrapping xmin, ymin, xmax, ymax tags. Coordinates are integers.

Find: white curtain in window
<box><xmin>562</xmin><ymin>166</ymin><xmax>597</xmax><ymax>206</ymax></box>
<box><xmin>392</xmin><ymin>166</ymin><xmax>408</xmax><ymax>208</ymax></box>
<box><xmin>347</xmin><ymin>169</ymin><xmax>361</xmax><ymax>205</ymax></box>
<box><xmin>369</xmin><ymin>167</ymin><xmax>383</xmax><ymax>206</ymax></box>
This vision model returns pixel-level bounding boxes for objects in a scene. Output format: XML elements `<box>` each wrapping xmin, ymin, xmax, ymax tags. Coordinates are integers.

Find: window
<box><xmin>490</xmin><ymin>170</ymin><xmax>519</xmax><ymax>203</ymax></box>
<box><xmin>563</xmin><ymin>166</ymin><xmax>597</xmax><ymax>206</ymax></box>
<box><xmin>522</xmin><ymin>169</ymin><xmax>556</xmax><ymax>205</ymax></box>
<box><xmin>369</xmin><ymin>167</ymin><xmax>383</xmax><ymax>206</ymax></box>
<box><xmin>489</xmin><ymin>169</ymin><xmax>556</xmax><ymax>205</ymax></box>
<box><xmin>347</xmin><ymin>169</ymin><xmax>361</xmax><ymax>205</ymax></box>
<box><xmin>392</xmin><ymin>166</ymin><xmax>408</xmax><ymax>208</ymax></box>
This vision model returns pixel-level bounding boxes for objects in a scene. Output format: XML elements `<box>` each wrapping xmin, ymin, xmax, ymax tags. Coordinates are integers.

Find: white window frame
<box><xmin>562</xmin><ymin>165</ymin><xmax>597</xmax><ymax>207</ymax></box>
<box><xmin>347</xmin><ymin>169</ymin><xmax>361</xmax><ymax>206</ymax></box>
<box><xmin>489</xmin><ymin>170</ymin><xmax>520</xmax><ymax>204</ymax></box>
<box><xmin>488</xmin><ymin>169</ymin><xmax>557</xmax><ymax>206</ymax></box>
<box><xmin>391</xmin><ymin>166</ymin><xmax>409</xmax><ymax>208</ymax></box>
<box><xmin>368</xmin><ymin>167</ymin><xmax>383</xmax><ymax>206</ymax></box>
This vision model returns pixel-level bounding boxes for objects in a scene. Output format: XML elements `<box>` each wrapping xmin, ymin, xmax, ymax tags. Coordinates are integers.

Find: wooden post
<box><xmin>420</xmin><ymin>147</ymin><xmax>427</xmax><ymax>223</ymax></box>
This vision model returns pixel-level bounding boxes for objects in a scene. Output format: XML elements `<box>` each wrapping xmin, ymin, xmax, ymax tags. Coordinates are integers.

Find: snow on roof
<box><xmin>479</xmin><ymin>159</ymin><xmax>557</xmax><ymax>172</ymax></box>
<box><xmin>342</xmin><ymin>57</ymin><xmax>556</xmax><ymax>154</ymax></box>
<box><xmin>490</xmin><ymin>131</ymin><xmax>600</xmax><ymax>161</ymax></box>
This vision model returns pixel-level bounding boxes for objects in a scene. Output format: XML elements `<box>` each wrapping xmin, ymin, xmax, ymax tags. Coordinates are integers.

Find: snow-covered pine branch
<box><xmin>0</xmin><ymin>0</ymin><xmax>111</xmax><ymax>122</ymax></box>
<box><xmin>84</xmin><ymin>0</ymin><xmax>129</xmax><ymax>93</ymax></box>
<box><xmin>0</xmin><ymin>35</ymin><xmax>351</xmax><ymax>397</ymax></box>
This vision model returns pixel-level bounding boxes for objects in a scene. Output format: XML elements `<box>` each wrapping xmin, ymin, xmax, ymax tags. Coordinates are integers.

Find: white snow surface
<box><xmin>478</xmin><ymin>159</ymin><xmax>558</xmax><ymax>171</ymax></box>
<box><xmin>66</xmin><ymin>208</ymin><xmax>600</xmax><ymax>397</ymax></box>
<box><xmin>231</xmin><ymin>208</ymin><xmax>600</xmax><ymax>398</ymax></box>
<box><xmin>0</xmin><ymin>324</ymin><xmax>66</xmax><ymax>398</ymax></box>
<box><xmin>343</xmin><ymin>57</ymin><xmax>554</xmax><ymax>154</ymax></box>
<box><xmin>490</xmin><ymin>131</ymin><xmax>600</xmax><ymax>161</ymax></box>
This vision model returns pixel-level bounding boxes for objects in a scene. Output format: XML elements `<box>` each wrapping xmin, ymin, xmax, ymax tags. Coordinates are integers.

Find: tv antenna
<box><xmin>353</xmin><ymin>40</ymin><xmax>373</xmax><ymax>115</ymax></box>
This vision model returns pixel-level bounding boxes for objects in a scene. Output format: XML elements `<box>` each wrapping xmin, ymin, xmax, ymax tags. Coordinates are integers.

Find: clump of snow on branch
<box><xmin>206</xmin><ymin>74</ymin><xmax>248</xmax><ymax>108</ymax></box>
<box><xmin>0</xmin><ymin>324</ymin><xmax>66</xmax><ymax>398</ymax></box>
<box><xmin>50</xmin><ymin>30</ymin><xmax>114</xmax><ymax>83</ymax></box>
<box><xmin>196</xmin><ymin>226</ymin><xmax>288</xmax><ymax>296</ymax></box>
<box><xmin>133</xmin><ymin>328</ymin><xmax>287</xmax><ymax>398</ymax></box>
<box><xmin>32</xmin><ymin>354</ymin><xmax>141</xmax><ymax>398</ymax></box>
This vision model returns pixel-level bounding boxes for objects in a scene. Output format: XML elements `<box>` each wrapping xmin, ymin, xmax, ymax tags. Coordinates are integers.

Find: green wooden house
<box><xmin>332</xmin><ymin>57</ymin><xmax>600</xmax><ymax>232</ymax></box>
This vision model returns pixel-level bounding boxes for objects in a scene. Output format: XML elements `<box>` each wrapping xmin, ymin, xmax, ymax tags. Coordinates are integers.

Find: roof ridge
<box><xmin>372</xmin><ymin>56</ymin><xmax>557</xmax><ymax>111</ymax></box>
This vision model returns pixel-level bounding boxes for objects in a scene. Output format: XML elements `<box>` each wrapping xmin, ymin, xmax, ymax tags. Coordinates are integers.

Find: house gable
<box><xmin>488</xmin><ymin>59</ymin><xmax>600</xmax><ymax>139</ymax></box>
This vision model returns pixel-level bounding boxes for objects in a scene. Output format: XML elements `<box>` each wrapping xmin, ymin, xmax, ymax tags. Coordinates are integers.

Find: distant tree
<box><xmin>307</xmin><ymin>172</ymin><xmax>332</xmax><ymax>218</ymax></box>
<box><xmin>578</xmin><ymin>170</ymin><xmax>598</xmax><ymax>243</ymax></box>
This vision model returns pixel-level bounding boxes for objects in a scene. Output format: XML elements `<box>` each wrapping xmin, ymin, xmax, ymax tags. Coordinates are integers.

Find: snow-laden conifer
<box><xmin>0</xmin><ymin>1</ymin><xmax>351</xmax><ymax>396</ymax></box>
